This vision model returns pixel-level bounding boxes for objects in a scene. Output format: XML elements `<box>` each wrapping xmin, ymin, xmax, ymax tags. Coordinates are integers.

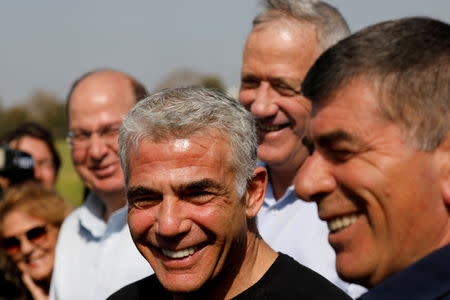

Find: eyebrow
<box><xmin>127</xmin><ymin>186</ymin><xmax>158</xmax><ymax>200</ymax></box>
<box><xmin>315</xmin><ymin>130</ymin><xmax>361</xmax><ymax>148</ymax></box>
<box><xmin>127</xmin><ymin>179</ymin><xmax>226</xmax><ymax>199</ymax></box>
<box><xmin>241</xmin><ymin>74</ymin><xmax>297</xmax><ymax>85</ymax></box>
<box><xmin>178</xmin><ymin>179</ymin><xmax>225</xmax><ymax>193</ymax></box>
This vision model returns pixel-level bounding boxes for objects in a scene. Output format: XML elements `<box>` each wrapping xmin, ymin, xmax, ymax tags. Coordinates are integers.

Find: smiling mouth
<box><xmin>327</xmin><ymin>213</ymin><xmax>359</xmax><ymax>233</ymax></box>
<box><xmin>257</xmin><ymin>122</ymin><xmax>289</xmax><ymax>132</ymax></box>
<box><xmin>162</xmin><ymin>246</ymin><xmax>198</xmax><ymax>259</ymax></box>
<box><xmin>26</xmin><ymin>254</ymin><xmax>46</xmax><ymax>266</ymax></box>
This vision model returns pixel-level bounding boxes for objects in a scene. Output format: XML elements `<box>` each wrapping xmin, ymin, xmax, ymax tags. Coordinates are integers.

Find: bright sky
<box><xmin>1</xmin><ymin>0</ymin><xmax>449</xmax><ymax>107</ymax></box>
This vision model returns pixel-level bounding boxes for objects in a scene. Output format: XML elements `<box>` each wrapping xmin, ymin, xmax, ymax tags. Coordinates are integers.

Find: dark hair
<box><xmin>65</xmin><ymin>68</ymin><xmax>148</xmax><ymax>123</ymax></box>
<box><xmin>302</xmin><ymin>17</ymin><xmax>450</xmax><ymax>151</ymax></box>
<box><xmin>1</xmin><ymin>122</ymin><xmax>61</xmax><ymax>175</ymax></box>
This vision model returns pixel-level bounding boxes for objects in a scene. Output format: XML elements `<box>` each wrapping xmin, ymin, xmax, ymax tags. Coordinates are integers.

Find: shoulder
<box><xmin>276</xmin><ymin>253</ymin><xmax>351</xmax><ymax>299</ymax></box>
<box><xmin>236</xmin><ymin>253</ymin><xmax>351</xmax><ymax>300</ymax></box>
<box><xmin>107</xmin><ymin>274</ymin><xmax>170</xmax><ymax>300</ymax></box>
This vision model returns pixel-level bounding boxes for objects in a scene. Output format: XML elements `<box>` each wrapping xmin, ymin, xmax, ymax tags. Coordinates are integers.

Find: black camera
<box><xmin>0</xmin><ymin>145</ymin><xmax>35</xmax><ymax>186</ymax></box>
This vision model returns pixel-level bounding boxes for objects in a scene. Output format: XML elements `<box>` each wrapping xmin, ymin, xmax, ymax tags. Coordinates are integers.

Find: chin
<box><xmin>29</xmin><ymin>264</ymin><xmax>53</xmax><ymax>282</ymax></box>
<box><xmin>30</xmin><ymin>270</ymin><xmax>52</xmax><ymax>282</ymax></box>
<box><xmin>162</xmin><ymin>279</ymin><xmax>205</xmax><ymax>294</ymax></box>
<box><xmin>91</xmin><ymin>178</ymin><xmax>125</xmax><ymax>194</ymax></box>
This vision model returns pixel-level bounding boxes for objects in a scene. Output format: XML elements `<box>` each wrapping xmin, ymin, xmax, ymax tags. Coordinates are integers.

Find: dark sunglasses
<box><xmin>1</xmin><ymin>225</ymin><xmax>48</xmax><ymax>255</ymax></box>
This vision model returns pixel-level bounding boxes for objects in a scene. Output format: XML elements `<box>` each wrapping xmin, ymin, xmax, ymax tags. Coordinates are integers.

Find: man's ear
<box><xmin>436</xmin><ymin>134</ymin><xmax>450</xmax><ymax>207</ymax></box>
<box><xmin>245</xmin><ymin>166</ymin><xmax>267</xmax><ymax>218</ymax></box>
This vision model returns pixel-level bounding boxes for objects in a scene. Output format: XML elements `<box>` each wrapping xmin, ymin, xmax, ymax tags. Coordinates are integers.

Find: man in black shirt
<box><xmin>108</xmin><ymin>87</ymin><xmax>350</xmax><ymax>299</ymax></box>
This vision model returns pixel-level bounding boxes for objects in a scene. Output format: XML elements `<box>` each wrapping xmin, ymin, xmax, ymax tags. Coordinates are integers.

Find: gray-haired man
<box><xmin>108</xmin><ymin>87</ymin><xmax>351</xmax><ymax>299</ymax></box>
<box><xmin>239</xmin><ymin>0</ymin><xmax>365</xmax><ymax>297</ymax></box>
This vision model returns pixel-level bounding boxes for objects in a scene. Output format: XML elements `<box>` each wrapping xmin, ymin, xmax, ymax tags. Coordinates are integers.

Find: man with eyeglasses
<box><xmin>49</xmin><ymin>69</ymin><xmax>152</xmax><ymax>300</ymax></box>
<box><xmin>239</xmin><ymin>0</ymin><xmax>365</xmax><ymax>297</ymax></box>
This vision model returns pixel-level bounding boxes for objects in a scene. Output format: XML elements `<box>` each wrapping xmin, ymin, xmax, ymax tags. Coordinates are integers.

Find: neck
<box><xmin>266</xmin><ymin>147</ymin><xmax>308</xmax><ymax>200</ymax></box>
<box><xmin>174</xmin><ymin>226</ymin><xmax>277</xmax><ymax>300</ymax></box>
<box><xmin>266</xmin><ymin>164</ymin><xmax>297</xmax><ymax>200</ymax></box>
<box><xmin>95</xmin><ymin>189</ymin><xmax>126</xmax><ymax>222</ymax></box>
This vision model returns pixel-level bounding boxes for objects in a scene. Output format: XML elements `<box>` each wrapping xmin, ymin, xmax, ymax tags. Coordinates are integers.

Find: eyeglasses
<box><xmin>66</xmin><ymin>123</ymin><xmax>121</xmax><ymax>149</ymax></box>
<box><xmin>1</xmin><ymin>225</ymin><xmax>49</xmax><ymax>255</ymax></box>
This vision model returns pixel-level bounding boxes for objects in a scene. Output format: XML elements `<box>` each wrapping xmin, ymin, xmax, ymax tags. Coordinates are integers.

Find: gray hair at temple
<box><xmin>253</xmin><ymin>0</ymin><xmax>350</xmax><ymax>50</ymax></box>
<box><xmin>118</xmin><ymin>87</ymin><xmax>258</xmax><ymax>198</ymax></box>
<box><xmin>302</xmin><ymin>17</ymin><xmax>450</xmax><ymax>151</ymax></box>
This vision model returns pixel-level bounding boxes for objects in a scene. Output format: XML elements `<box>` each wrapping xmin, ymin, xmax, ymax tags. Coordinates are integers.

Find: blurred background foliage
<box><xmin>0</xmin><ymin>71</ymin><xmax>227</xmax><ymax>206</ymax></box>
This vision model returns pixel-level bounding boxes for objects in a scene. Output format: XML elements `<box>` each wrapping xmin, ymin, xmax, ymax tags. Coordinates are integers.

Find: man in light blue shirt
<box><xmin>50</xmin><ymin>70</ymin><xmax>152</xmax><ymax>300</ymax></box>
<box><xmin>239</xmin><ymin>0</ymin><xmax>365</xmax><ymax>297</ymax></box>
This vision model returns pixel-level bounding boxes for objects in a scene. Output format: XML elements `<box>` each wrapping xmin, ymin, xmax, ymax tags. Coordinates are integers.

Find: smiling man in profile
<box><xmin>296</xmin><ymin>17</ymin><xmax>450</xmax><ymax>299</ymax></box>
<box><xmin>108</xmin><ymin>87</ymin><xmax>351</xmax><ymax>299</ymax></box>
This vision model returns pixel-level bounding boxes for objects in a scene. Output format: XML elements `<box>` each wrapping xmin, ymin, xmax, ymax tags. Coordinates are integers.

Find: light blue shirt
<box><xmin>50</xmin><ymin>192</ymin><xmax>152</xmax><ymax>300</ymax></box>
<box><xmin>257</xmin><ymin>163</ymin><xmax>366</xmax><ymax>299</ymax></box>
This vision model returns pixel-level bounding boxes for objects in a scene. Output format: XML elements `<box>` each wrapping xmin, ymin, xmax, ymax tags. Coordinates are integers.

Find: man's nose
<box><xmin>250</xmin><ymin>82</ymin><xmax>278</xmax><ymax>118</ymax></box>
<box><xmin>295</xmin><ymin>153</ymin><xmax>336</xmax><ymax>202</ymax></box>
<box><xmin>155</xmin><ymin>198</ymin><xmax>190</xmax><ymax>238</ymax></box>
<box><xmin>87</xmin><ymin>133</ymin><xmax>108</xmax><ymax>160</ymax></box>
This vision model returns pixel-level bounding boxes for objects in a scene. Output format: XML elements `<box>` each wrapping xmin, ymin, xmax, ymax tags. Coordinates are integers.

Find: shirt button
<box><xmin>271</xmin><ymin>208</ymin><xmax>278</xmax><ymax>215</ymax></box>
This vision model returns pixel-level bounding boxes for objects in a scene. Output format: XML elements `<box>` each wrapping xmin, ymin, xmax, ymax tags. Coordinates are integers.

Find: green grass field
<box><xmin>54</xmin><ymin>139</ymin><xmax>84</xmax><ymax>207</ymax></box>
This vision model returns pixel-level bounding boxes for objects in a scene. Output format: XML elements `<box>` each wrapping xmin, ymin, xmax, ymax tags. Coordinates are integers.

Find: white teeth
<box><xmin>328</xmin><ymin>213</ymin><xmax>359</xmax><ymax>232</ymax></box>
<box><xmin>162</xmin><ymin>247</ymin><xmax>197</xmax><ymax>259</ymax></box>
<box><xmin>257</xmin><ymin>123</ymin><xmax>286</xmax><ymax>132</ymax></box>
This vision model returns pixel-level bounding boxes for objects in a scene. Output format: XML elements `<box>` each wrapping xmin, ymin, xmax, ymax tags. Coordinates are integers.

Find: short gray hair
<box><xmin>119</xmin><ymin>87</ymin><xmax>258</xmax><ymax>197</ymax></box>
<box><xmin>253</xmin><ymin>0</ymin><xmax>350</xmax><ymax>51</ymax></box>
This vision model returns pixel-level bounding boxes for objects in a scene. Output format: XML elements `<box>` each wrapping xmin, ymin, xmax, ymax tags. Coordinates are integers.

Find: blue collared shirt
<box><xmin>50</xmin><ymin>192</ymin><xmax>152</xmax><ymax>300</ymax></box>
<box><xmin>359</xmin><ymin>244</ymin><xmax>450</xmax><ymax>300</ymax></box>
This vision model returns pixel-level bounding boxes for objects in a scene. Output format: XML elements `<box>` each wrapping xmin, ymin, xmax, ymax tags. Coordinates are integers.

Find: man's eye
<box><xmin>240</xmin><ymin>78</ymin><xmax>260</xmax><ymax>89</ymax></box>
<box><xmin>183</xmin><ymin>191</ymin><xmax>214</xmax><ymax>204</ymax></box>
<box><xmin>129</xmin><ymin>197</ymin><xmax>160</xmax><ymax>209</ymax></box>
<box><xmin>73</xmin><ymin>131</ymin><xmax>90</xmax><ymax>140</ymax></box>
<box><xmin>101</xmin><ymin>127</ymin><xmax>120</xmax><ymax>137</ymax></box>
<box><xmin>329</xmin><ymin>149</ymin><xmax>353</xmax><ymax>162</ymax></box>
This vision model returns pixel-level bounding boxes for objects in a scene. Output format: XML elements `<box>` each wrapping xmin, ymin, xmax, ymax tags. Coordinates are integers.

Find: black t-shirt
<box><xmin>108</xmin><ymin>252</ymin><xmax>351</xmax><ymax>300</ymax></box>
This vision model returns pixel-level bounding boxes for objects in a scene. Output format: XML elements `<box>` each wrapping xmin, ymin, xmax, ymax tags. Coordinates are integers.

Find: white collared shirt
<box><xmin>257</xmin><ymin>162</ymin><xmax>366</xmax><ymax>299</ymax></box>
<box><xmin>50</xmin><ymin>192</ymin><xmax>152</xmax><ymax>300</ymax></box>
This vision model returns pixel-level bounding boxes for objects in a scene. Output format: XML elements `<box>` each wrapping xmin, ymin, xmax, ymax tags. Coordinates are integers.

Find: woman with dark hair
<box><xmin>2</xmin><ymin>122</ymin><xmax>61</xmax><ymax>190</ymax></box>
<box><xmin>0</xmin><ymin>182</ymin><xmax>72</xmax><ymax>299</ymax></box>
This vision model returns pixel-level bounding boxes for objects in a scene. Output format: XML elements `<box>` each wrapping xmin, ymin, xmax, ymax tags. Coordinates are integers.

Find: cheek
<box><xmin>128</xmin><ymin>209</ymin><xmax>156</xmax><ymax>238</ymax></box>
<box><xmin>284</xmin><ymin>99</ymin><xmax>311</xmax><ymax>125</ymax></box>
<box><xmin>72</xmin><ymin>150</ymin><xmax>87</xmax><ymax>165</ymax></box>
<box><xmin>238</xmin><ymin>90</ymin><xmax>254</xmax><ymax>107</ymax></box>
<box><xmin>46</xmin><ymin>229</ymin><xmax>59</xmax><ymax>249</ymax></box>
<box><xmin>42</xmin><ymin>169</ymin><xmax>57</xmax><ymax>181</ymax></box>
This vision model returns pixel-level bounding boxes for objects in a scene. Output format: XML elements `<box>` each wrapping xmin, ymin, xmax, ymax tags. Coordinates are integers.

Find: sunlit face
<box><xmin>69</xmin><ymin>72</ymin><xmax>136</xmax><ymax>196</ymax></box>
<box><xmin>2</xmin><ymin>209</ymin><xmax>59</xmax><ymax>282</ymax></box>
<box><xmin>239</xmin><ymin>22</ymin><xmax>319</xmax><ymax>171</ymax></box>
<box><xmin>295</xmin><ymin>78</ymin><xmax>450</xmax><ymax>287</ymax></box>
<box><xmin>127</xmin><ymin>134</ymin><xmax>252</xmax><ymax>293</ymax></box>
<box><xmin>10</xmin><ymin>136</ymin><xmax>56</xmax><ymax>189</ymax></box>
